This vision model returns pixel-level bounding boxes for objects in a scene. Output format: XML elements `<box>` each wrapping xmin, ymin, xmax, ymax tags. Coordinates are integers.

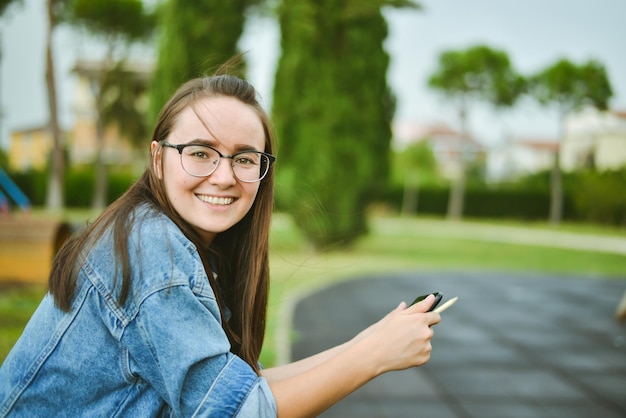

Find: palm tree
<box><xmin>529</xmin><ymin>59</ymin><xmax>612</xmax><ymax>224</ymax></box>
<box><xmin>428</xmin><ymin>45</ymin><xmax>525</xmax><ymax>220</ymax></box>
<box><xmin>0</xmin><ymin>0</ymin><xmax>21</xmax><ymax>163</ymax></box>
<box><xmin>45</xmin><ymin>0</ymin><xmax>65</xmax><ymax>210</ymax></box>
<box><xmin>68</xmin><ymin>0</ymin><xmax>154</xmax><ymax>208</ymax></box>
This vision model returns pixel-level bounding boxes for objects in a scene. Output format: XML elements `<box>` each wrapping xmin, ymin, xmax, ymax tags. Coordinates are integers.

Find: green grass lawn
<box><xmin>2</xmin><ymin>213</ymin><xmax>625</xmax><ymax>365</ymax></box>
<box><xmin>0</xmin><ymin>284</ymin><xmax>48</xmax><ymax>362</ymax></box>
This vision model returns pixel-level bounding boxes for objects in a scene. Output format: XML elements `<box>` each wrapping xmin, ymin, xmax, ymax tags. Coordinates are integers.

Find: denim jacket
<box><xmin>0</xmin><ymin>205</ymin><xmax>277</xmax><ymax>417</ymax></box>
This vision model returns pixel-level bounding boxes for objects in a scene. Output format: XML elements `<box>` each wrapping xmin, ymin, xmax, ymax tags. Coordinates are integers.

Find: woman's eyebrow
<box><xmin>233</xmin><ymin>144</ymin><xmax>263</xmax><ymax>153</ymax></box>
<box><xmin>187</xmin><ymin>138</ymin><xmax>216</xmax><ymax>146</ymax></box>
<box><xmin>188</xmin><ymin>138</ymin><xmax>262</xmax><ymax>152</ymax></box>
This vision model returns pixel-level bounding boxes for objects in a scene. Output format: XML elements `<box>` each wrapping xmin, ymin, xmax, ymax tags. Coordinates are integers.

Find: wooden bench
<box><xmin>0</xmin><ymin>218</ymin><xmax>72</xmax><ymax>284</ymax></box>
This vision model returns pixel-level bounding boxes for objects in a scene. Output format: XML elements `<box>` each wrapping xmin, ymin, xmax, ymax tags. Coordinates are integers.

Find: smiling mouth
<box><xmin>196</xmin><ymin>195</ymin><xmax>234</xmax><ymax>205</ymax></box>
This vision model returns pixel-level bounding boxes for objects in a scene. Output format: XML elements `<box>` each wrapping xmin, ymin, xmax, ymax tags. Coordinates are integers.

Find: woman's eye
<box><xmin>185</xmin><ymin>146</ymin><xmax>214</xmax><ymax>160</ymax></box>
<box><xmin>191</xmin><ymin>151</ymin><xmax>209</xmax><ymax>159</ymax></box>
<box><xmin>235</xmin><ymin>153</ymin><xmax>260</xmax><ymax>166</ymax></box>
<box><xmin>236</xmin><ymin>157</ymin><xmax>253</xmax><ymax>165</ymax></box>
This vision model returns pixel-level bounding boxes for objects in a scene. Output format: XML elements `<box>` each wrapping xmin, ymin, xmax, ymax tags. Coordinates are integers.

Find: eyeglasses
<box><xmin>162</xmin><ymin>142</ymin><xmax>276</xmax><ymax>183</ymax></box>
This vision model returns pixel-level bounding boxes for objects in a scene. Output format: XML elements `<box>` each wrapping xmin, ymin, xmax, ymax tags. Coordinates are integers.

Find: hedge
<box><xmin>382</xmin><ymin>186</ymin><xmax>577</xmax><ymax>221</ymax></box>
<box><xmin>5</xmin><ymin>166</ymin><xmax>625</xmax><ymax>227</ymax></box>
<box><xmin>6</xmin><ymin>167</ymin><xmax>138</xmax><ymax>208</ymax></box>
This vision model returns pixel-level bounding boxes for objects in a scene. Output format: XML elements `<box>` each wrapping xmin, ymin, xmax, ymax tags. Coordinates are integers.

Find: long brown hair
<box><xmin>49</xmin><ymin>74</ymin><xmax>275</xmax><ymax>373</ymax></box>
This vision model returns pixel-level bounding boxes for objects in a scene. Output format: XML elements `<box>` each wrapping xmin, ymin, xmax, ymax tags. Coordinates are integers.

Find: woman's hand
<box><xmin>354</xmin><ymin>294</ymin><xmax>441</xmax><ymax>374</ymax></box>
<box><xmin>265</xmin><ymin>295</ymin><xmax>441</xmax><ymax>417</ymax></box>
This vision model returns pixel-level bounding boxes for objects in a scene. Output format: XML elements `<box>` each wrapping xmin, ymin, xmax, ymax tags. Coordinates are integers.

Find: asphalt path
<box><xmin>291</xmin><ymin>271</ymin><xmax>626</xmax><ymax>417</ymax></box>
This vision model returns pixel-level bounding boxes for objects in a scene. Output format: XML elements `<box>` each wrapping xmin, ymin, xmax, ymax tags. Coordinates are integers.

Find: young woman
<box><xmin>0</xmin><ymin>74</ymin><xmax>440</xmax><ymax>417</ymax></box>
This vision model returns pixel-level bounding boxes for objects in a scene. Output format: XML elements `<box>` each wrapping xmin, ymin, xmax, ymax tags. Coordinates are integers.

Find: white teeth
<box><xmin>197</xmin><ymin>195</ymin><xmax>234</xmax><ymax>205</ymax></box>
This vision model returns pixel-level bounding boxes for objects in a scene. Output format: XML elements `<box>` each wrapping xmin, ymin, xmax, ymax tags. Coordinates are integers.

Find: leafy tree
<box><xmin>273</xmin><ymin>0</ymin><xmax>419</xmax><ymax>248</ymax></box>
<box><xmin>529</xmin><ymin>58</ymin><xmax>613</xmax><ymax>224</ymax></box>
<box><xmin>0</xmin><ymin>0</ymin><xmax>19</xmax><ymax>17</ymax></box>
<box><xmin>99</xmin><ymin>61</ymin><xmax>151</xmax><ymax>150</ymax></box>
<box><xmin>70</xmin><ymin>0</ymin><xmax>152</xmax><ymax>39</ymax></box>
<box><xmin>0</xmin><ymin>0</ymin><xmax>22</xmax><ymax>165</ymax></box>
<box><xmin>428</xmin><ymin>45</ymin><xmax>525</xmax><ymax>220</ymax></box>
<box><xmin>68</xmin><ymin>0</ymin><xmax>154</xmax><ymax>208</ymax></box>
<box><xmin>148</xmin><ymin>0</ymin><xmax>263</xmax><ymax>123</ymax></box>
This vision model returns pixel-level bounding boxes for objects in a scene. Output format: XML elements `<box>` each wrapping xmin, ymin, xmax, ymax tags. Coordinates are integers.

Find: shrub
<box><xmin>573</xmin><ymin>169</ymin><xmax>626</xmax><ymax>226</ymax></box>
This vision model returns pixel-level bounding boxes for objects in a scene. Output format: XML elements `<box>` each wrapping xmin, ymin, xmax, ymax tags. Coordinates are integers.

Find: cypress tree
<box><xmin>148</xmin><ymin>0</ymin><xmax>261</xmax><ymax>122</ymax></box>
<box><xmin>273</xmin><ymin>0</ymin><xmax>418</xmax><ymax>248</ymax></box>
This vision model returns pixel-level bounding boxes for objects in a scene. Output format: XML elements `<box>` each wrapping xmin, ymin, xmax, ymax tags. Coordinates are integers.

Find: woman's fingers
<box><xmin>407</xmin><ymin>294</ymin><xmax>435</xmax><ymax>312</ymax></box>
<box><xmin>404</xmin><ymin>295</ymin><xmax>441</xmax><ymax>327</ymax></box>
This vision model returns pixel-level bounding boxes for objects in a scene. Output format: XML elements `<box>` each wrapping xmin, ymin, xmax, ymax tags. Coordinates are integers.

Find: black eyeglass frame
<box><xmin>161</xmin><ymin>141</ymin><xmax>276</xmax><ymax>183</ymax></box>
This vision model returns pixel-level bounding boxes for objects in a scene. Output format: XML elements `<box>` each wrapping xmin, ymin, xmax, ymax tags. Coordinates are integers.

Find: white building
<box><xmin>392</xmin><ymin>120</ymin><xmax>484</xmax><ymax>180</ymax></box>
<box><xmin>486</xmin><ymin>108</ymin><xmax>626</xmax><ymax>182</ymax></box>
<box><xmin>487</xmin><ymin>138</ymin><xmax>557</xmax><ymax>182</ymax></box>
<box><xmin>561</xmin><ymin>108</ymin><xmax>626</xmax><ymax>171</ymax></box>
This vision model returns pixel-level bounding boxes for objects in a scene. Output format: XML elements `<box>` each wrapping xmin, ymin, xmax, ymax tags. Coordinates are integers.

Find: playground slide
<box><xmin>0</xmin><ymin>166</ymin><xmax>30</xmax><ymax>212</ymax></box>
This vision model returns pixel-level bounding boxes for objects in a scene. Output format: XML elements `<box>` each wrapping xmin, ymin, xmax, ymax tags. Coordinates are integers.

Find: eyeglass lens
<box><xmin>180</xmin><ymin>145</ymin><xmax>269</xmax><ymax>182</ymax></box>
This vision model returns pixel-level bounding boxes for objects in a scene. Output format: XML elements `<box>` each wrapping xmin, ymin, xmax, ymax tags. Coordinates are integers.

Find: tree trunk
<box><xmin>90</xmin><ymin>57</ymin><xmax>111</xmax><ymax>210</ymax></box>
<box><xmin>549</xmin><ymin>150</ymin><xmax>562</xmax><ymax>224</ymax></box>
<box><xmin>45</xmin><ymin>0</ymin><xmax>64</xmax><ymax>210</ymax></box>
<box><xmin>401</xmin><ymin>170</ymin><xmax>419</xmax><ymax>216</ymax></box>
<box><xmin>92</xmin><ymin>113</ymin><xmax>107</xmax><ymax>209</ymax></box>
<box><xmin>447</xmin><ymin>99</ymin><xmax>467</xmax><ymax>220</ymax></box>
<box><xmin>549</xmin><ymin>112</ymin><xmax>565</xmax><ymax>225</ymax></box>
<box><xmin>447</xmin><ymin>168</ymin><xmax>466</xmax><ymax>220</ymax></box>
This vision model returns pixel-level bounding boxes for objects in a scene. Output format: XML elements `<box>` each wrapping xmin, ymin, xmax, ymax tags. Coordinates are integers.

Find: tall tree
<box><xmin>68</xmin><ymin>0</ymin><xmax>154</xmax><ymax>208</ymax></box>
<box><xmin>529</xmin><ymin>58</ymin><xmax>612</xmax><ymax>224</ymax></box>
<box><xmin>148</xmin><ymin>0</ymin><xmax>263</xmax><ymax>123</ymax></box>
<box><xmin>273</xmin><ymin>0</ymin><xmax>419</xmax><ymax>248</ymax></box>
<box><xmin>99</xmin><ymin>61</ymin><xmax>151</xmax><ymax>150</ymax></box>
<box><xmin>44</xmin><ymin>0</ymin><xmax>71</xmax><ymax>210</ymax></box>
<box><xmin>0</xmin><ymin>0</ymin><xmax>21</xmax><ymax>154</ymax></box>
<box><xmin>428</xmin><ymin>45</ymin><xmax>525</xmax><ymax>220</ymax></box>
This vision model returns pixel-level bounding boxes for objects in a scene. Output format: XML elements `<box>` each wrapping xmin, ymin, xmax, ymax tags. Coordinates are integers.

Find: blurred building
<box><xmin>486</xmin><ymin>108</ymin><xmax>626</xmax><ymax>182</ymax></box>
<box><xmin>7</xmin><ymin>125</ymin><xmax>67</xmax><ymax>172</ymax></box>
<box><xmin>561</xmin><ymin>107</ymin><xmax>626</xmax><ymax>171</ymax></box>
<box><xmin>487</xmin><ymin>137</ymin><xmax>558</xmax><ymax>182</ymax></box>
<box><xmin>5</xmin><ymin>59</ymin><xmax>151</xmax><ymax>172</ymax></box>
<box><xmin>392</xmin><ymin>120</ymin><xmax>485</xmax><ymax>179</ymax></box>
<box><xmin>70</xmin><ymin>59</ymin><xmax>152</xmax><ymax>168</ymax></box>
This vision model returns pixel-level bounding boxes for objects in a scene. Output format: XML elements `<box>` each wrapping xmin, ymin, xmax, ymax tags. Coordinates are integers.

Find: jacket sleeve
<box><xmin>121</xmin><ymin>284</ymin><xmax>277</xmax><ymax>417</ymax></box>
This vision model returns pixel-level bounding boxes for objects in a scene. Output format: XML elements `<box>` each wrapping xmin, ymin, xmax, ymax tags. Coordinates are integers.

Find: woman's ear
<box><xmin>151</xmin><ymin>141</ymin><xmax>163</xmax><ymax>179</ymax></box>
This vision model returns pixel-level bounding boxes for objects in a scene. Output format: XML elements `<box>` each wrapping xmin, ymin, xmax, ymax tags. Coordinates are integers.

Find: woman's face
<box><xmin>152</xmin><ymin>96</ymin><xmax>266</xmax><ymax>245</ymax></box>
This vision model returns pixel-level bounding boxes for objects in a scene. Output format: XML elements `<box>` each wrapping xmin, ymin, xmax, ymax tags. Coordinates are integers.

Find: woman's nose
<box><xmin>207</xmin><ymin>158</ymin><xmax>237</xmax><ymax>187</ymax></box>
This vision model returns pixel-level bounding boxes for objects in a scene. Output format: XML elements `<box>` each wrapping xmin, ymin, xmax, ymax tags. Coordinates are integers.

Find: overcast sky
<box><xmin>1</xmin><ymin>0</ymin><xmax>625</xmax><ymax>149</ymax></box>
<box><xmin>379</xmin><ymin>0</ymin><xmax>626</xmax><ymax>144</ymax></box>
